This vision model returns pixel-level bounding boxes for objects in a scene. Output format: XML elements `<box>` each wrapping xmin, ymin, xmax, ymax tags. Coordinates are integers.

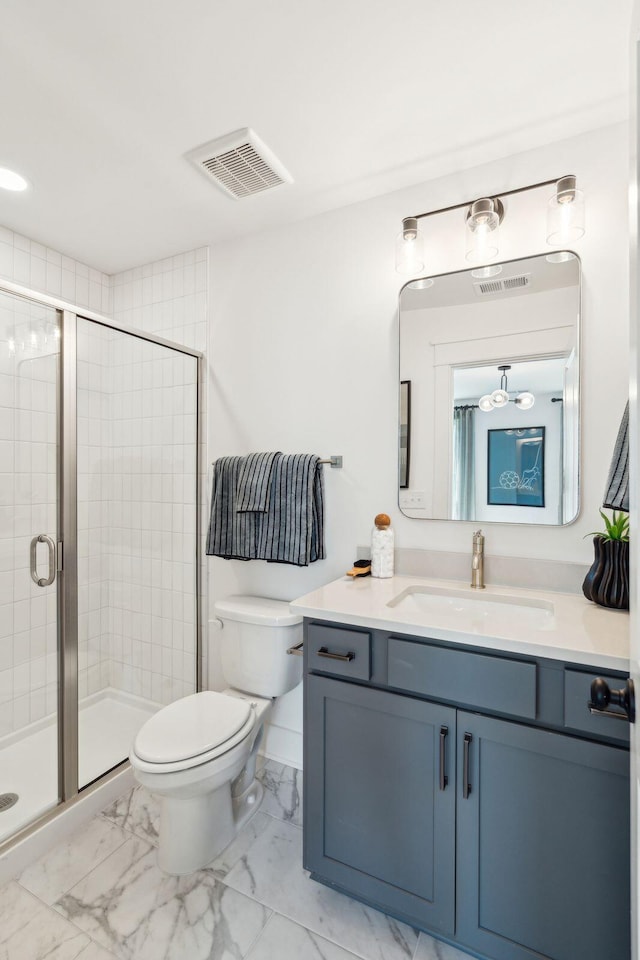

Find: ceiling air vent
<box><xmin>186</xmin><ymin>128</ymin><xmax>293</xmax><ymax>200</ymax></box>
<box><xmin>473</xmin><ymin>274</ymin><xmax>531</xmax><ymax>296</ymax></box>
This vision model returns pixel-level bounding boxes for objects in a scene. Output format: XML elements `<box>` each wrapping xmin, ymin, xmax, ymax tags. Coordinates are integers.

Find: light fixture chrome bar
<box><xmin>404</xmin><ymin>175</ymin><xmax>574</xmax><ymax>226</ymax></box>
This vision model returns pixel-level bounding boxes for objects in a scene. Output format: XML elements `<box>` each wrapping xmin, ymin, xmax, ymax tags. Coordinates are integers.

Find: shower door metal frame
<box><xmin>0</xmin><ymin>278</ymin><xmax>204</xmax><ymax>849</ymax></box>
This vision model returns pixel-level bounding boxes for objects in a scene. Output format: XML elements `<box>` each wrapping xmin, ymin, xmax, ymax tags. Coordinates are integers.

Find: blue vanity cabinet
<box><xmin>303</xmin><ymin>619</ymin><xmax>631</xmax><ymax>960</ymax></box>
<box><xmin>304</xmin><ymin>673</ymin><xmax>457</xmax><ymax>935</ymax></box>
<box><xmin>455</xmin><ymin>713</ymin><xmax>630</xmax><ymax>960</ymax></box>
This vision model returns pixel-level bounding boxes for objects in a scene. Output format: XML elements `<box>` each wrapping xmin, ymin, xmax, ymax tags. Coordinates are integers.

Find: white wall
<box><xmin>207</xmin><ymin>123</ymin><xmax>629</xmax><ymax>766</ymax></box>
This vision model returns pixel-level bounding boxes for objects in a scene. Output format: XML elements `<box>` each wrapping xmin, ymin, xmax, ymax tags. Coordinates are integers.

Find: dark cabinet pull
<box><xmin>317</xmin><ymin>647</ymin><xmax>355</xmax><ymax>663</ymax></box>
<box><xmin>589</xmin><ymin>677</ymin><xmax>635</xmax><ymax>723</ymax></box>
<box><xmin>439</xmin><ymin>726</ymin><xmax>448</xmax><ymax>791</ymax></box>
<box><xmin>463</xmin><ymin>733</ymin><xmax>472</xmax><ymax>799</ymax></box>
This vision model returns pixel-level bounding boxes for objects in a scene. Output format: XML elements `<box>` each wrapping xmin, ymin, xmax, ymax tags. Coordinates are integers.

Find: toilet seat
<box><xmin>131</xmin><ymin>691</ymin><xmax>256</xmax><ymax>774</ymax></box>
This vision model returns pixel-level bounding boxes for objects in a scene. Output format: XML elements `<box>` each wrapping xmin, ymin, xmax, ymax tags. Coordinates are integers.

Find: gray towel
<box><xmin>237</xmin><ymin>452</ymin><xmax>282</xmax><ymax>512</ymax></box>
<box><xmin>256</xmin><ymin>454</ymin><xmax>325</xmax><ymax>566</ymax></box>
<box><xmin>206</xmin><ymin>452</ymin><xmax>325</xmax><ymax>566</ymax></box>
<box><xmin>603</xmin><ymin>402</ymin><xmax>629</xmax><ymax>512</ymax></box>
<box><xmin>206</xmin><ymin>456</ymin><xmax>257</xmax><ymax>560</ymax></box>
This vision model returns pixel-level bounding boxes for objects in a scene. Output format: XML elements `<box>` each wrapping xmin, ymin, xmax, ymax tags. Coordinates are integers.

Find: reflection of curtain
<box><xmin>452</xmin><ymin>407</ymin><xmax>475</xmax><ymax>521</ymax></box>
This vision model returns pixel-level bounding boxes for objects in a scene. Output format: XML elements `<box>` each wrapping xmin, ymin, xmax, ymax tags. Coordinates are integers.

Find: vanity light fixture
<box><xmin>396</xmin><ymin>217</ymin><xmax>425</xmax><ymax>275</ymax></box>
<box><xmin>408</xmin><ymin>277</ymin><xmax>434</xmax><ymax>290</ymax></box>
<box><xmin>478</xmin><ymin>365</ymin><xmax>535</xmax><ymax>412</ymax></box>
<box><xmin>546</xmin><ymin>176</ymin><xmax>585</xmax><ymax>246</ymax></box>
<box><xmin>396</xmin><ymin>175</ymin><xmax>583</xmax><ymax>275</ymax></box>
<box><xmin>465</xmin><ymin>198</ymin><xmax>503</xmax><ymax>264</ymax></box>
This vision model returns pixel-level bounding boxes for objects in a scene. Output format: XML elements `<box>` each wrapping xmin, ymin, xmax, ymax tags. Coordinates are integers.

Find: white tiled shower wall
<box><xmin>0</xmin><ymin>231</ymin><xmax>208</xmax><ymax>737</ymax></box>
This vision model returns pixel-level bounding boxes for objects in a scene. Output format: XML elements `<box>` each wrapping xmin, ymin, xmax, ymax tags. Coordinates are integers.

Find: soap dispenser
<box><xmin>371</xmin><ymin>513</ymin><xmax>394</xmax><ymax>578</ymax></box>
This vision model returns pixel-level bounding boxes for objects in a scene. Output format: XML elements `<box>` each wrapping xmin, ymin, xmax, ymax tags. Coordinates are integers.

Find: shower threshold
<box><xmin>0</xmin><ymin>689</ymin><xmax>159</xmax><ymax>844</ymax></box>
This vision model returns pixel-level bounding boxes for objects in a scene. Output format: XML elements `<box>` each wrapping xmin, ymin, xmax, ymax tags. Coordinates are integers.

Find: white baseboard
<box><xmin>261</xmin><ymin>723</ymin><xmax>302</xmax><ymax>770</ymax></box>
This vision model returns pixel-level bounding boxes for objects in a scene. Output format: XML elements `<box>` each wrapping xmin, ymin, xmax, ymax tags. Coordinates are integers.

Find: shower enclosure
<box><xmin>0</xmin><ymin>281</ymin><xmax>201</xmax><ymax>846</ymax></box>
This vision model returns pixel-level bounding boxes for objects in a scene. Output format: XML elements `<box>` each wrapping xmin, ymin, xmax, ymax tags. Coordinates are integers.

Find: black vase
<box><xmin>582</xmin><ymin>536</ymin><xmax>629</xmax><ymax>610</ymax></box>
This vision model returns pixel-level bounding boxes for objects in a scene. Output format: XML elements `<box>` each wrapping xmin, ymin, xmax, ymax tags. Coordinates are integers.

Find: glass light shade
<box><xmin>546</xmin><ymin>188</ymin><xmax>585</xmax><ymax>245</ymax></box>
<box><xmin>471</xmin><ymin>264</ymin><xmax>503</xmax><ymax>279</ymax></box>
<box><xmin>465</xmin><ymin>200</ymin><xmax>500</xmax><ymax>263</ymax></box>
<box><xmin>490</xmin><ymin>388</ymin><xmax>509</xmax><ymax>408</ymax></box>
<box><xmin>516</xmin><ymin>391</ymin><xmax>535</xmax><ymax>410</ymax></box>
<box><xmin>395</xmin><ymin>228</ymin><xmax>425</xmax><ymax>275</ymax></box>
<box><xmin>546</xmin><ymin>251</ymin><xmax>576</xmax><ymax>264</ymax></box>
<box><xmin>478</xmin><ymin>395</ymin><xmax>494</xmax><ymax>412</ymax></box>
<box><xmin>408</xmin><ymin>277</ymin><xmax>434</xmax><ymax>290</ymax></box>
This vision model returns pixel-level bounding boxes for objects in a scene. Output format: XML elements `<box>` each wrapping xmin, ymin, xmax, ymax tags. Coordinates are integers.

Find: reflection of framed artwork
<box><xmin>399</xmin><ymin>380</ymin><xmax>411</xmax><ymax>489</ymax></box>
<box><xmin>487</xmin><ymin>427</ymin><xmax>545</xmax><ymax>507</ymax></box>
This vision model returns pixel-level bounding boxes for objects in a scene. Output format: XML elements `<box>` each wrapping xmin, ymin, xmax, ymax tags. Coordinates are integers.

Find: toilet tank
<box><xmin>214</xmin><ymin>596</ymin><xmax>303</xmax><ymax>698</ymax></box>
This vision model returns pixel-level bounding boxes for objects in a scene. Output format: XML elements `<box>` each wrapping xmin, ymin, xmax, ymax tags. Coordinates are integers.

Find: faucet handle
<box><xmin>473</xmin><ymin>529</ymin><xmax>484</xmax><ymax>542</ymax></box>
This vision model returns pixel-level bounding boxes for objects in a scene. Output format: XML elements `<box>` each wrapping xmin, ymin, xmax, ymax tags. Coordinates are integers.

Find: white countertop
<box><xmin>290</xmin><ymin>574</ymin><xmax>630</xmax><ymax>672</ymax></box>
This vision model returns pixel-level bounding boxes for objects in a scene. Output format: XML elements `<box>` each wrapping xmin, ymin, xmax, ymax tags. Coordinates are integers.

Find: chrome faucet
<box><xmin>471</xmin><ymin>530</ymin><xmax>485</xmax><ymax>589</ymax></box>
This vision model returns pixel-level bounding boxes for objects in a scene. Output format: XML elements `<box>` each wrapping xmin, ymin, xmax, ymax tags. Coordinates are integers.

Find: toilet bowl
<box><xmin>129</xmin><ymin>596</ymin><xmax>302</xmax><ymax>875</ymax></box>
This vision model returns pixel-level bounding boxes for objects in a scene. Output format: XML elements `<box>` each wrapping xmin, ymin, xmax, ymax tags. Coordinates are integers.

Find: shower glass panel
<box><xmin>76</xmin><ymin>318</ymin><xmax>198</xmax><ymax>788</ymax></box>
<box><xmin>0</xmin><ymin>291</ymin><xmax>60</xmax><ymax>842</ymax></box>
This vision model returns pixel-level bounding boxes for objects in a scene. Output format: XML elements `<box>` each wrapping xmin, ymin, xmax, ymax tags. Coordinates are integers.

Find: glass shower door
<box><xmin>0</xmin><ymin>291</ymin><xmax>61</xmax><ymax>841</ymax></box>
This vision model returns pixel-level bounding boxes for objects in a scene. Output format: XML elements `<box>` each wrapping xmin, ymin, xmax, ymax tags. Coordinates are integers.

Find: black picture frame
<box><xmin>487</xmin><ymin>426</ymin><xmax>545</xmax><ymax>507</ymax></box>
<box><xmin>399</xmin><ymin>380</ymin><xmax>411</xmax><ymax>489</ymax></box>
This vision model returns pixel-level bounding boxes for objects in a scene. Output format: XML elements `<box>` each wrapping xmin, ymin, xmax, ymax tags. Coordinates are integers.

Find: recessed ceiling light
<box><xmin>0</xmin><ymin>167</ymin><xmax>29</xmax><ymax>192</ymax></box>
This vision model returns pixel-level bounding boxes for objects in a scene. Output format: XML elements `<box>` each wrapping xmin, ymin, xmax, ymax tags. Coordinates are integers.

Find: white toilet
<box><xmin>129</xmin><ymin>596</ymin><xmax>303</xmax><ymax>875</ymax></box>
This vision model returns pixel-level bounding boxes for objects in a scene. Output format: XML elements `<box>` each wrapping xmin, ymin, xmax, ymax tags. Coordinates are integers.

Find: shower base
<box><xmin>0</xmin><ymin>689</ymin><xmax>159</xmax><ymax>844</ymax></box>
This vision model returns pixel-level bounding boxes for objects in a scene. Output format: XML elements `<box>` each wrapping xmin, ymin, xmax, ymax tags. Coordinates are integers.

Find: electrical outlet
<box><xmin>399</xmin><ymin>490</ymin><xmax>426</xmax><ymax>508</ymax></box>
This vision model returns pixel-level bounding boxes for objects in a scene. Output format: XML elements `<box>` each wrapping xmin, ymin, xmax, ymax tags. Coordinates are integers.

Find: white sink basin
<box><xmin>387</xmin><ymin>584</ymin><xmax>555</xmax><ymax>629</ymax></box>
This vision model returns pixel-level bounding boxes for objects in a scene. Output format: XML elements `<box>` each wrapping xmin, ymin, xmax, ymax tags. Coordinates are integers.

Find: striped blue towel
<box><xmin>237</xmin><ymin>452</ymin><xmax>282</xmax><ymax>512</ymax></box>
<box><xmin>256</xmin><ymin>454</ymin><xmax>325</xmax><ymax>566</ymax></box>
<box><xmin>603</xmin><ymin>402</ymin><xmax>629</xmax><ymax>512</ymax></box>
<box><xmin>206</xmin><ymin>452</ymin><xmax>325</xmax><ymax>566</ymax></box>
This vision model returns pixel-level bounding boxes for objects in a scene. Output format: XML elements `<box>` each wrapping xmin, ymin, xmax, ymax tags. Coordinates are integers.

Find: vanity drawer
<box><xmin>564</xmin><ymin>669</ymin><xmax>630</xmax><ymax>743</ymax></box>
<box><xmin>307</xmin><ymin>623</ymin><xmax>371</xmax><ymax>680</ymax></box>
<box><xmin>387</xmin><ymin>638</ymin><xmax>537</xmax><ymax>719</ymax></box>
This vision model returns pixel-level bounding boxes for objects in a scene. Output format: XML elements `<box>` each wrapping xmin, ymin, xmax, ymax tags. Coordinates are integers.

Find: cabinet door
<box><xmin>456</xmin><ymin>712</ymin><xmax>630</xmax><ymax>960</ymax></box>
<box><xmin>304</xmin><ymin>675</ymin><xmax>456</xmax><ymax>934</ymax></box>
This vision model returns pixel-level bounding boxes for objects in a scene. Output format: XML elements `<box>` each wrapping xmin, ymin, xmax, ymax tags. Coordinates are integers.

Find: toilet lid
<box><xmin>133</xmin><ymin>691</ymin><xmax>253</xmax><ymax>764</ymax></box>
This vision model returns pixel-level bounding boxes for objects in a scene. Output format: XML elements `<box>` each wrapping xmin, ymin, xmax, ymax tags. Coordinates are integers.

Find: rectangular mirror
<box><xmin>398</xmin><ymin>252</ymin><xmax>580</xmax><ymax>524</ymax></box>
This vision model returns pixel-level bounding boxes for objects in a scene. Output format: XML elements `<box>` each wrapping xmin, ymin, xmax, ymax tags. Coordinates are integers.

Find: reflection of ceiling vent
<box><xmin>473</xmin><ymin>274</ymin><xmax>530</xmax><ymax>296</ymax></box>
<box><xmin>186</xmin><ymin>127</ymin><xmax>293</xmax><ymax>200</ymax></box>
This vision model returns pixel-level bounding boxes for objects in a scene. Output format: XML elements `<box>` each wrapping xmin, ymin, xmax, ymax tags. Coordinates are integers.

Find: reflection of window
<box><xmin>452</xmin><ymin>406</ymin><xmax>475</xmax><ymax>520</ymax></box>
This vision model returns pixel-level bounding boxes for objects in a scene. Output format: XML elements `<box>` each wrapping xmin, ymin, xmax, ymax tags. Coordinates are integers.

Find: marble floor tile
<box><xmin>206</xmin><ymin>811</ymin><xmax>272</xmax><ymax>879</ymax></box>
<box><xmin>246</xmin><ymin>913</ymin><xmax>364</xmax><ymax>960</ymax></box>
<box><xmin>55</xmin><ymin>835</ymin><xmax>271</xmax><ymax>960</ymax></box>
<box><xmin>224</xmin><ymin>818</ymin><xmax>419</xmax><ymax>960</ymax></box>
<box><xmin>256</xmin><ymin>758</ymin><xmax>303</xmax><ymax>826</ymax></box>
<box><xmin>413</xmin><ymin>933</ymin><xmax>476</xmax><ymax>960</ymax></box>
<box><xmin>0</xmin><ymin>880</ymin><xmax>89</xmax><ymax>960</ymax></box>
<box><xmin>100</xmin><ymin>785</ymin><xmax>160</xmax><ymax>846</ymax></box>
<box><xmin>76</xmin><ymin>942</ymin><xmax>121</xmax><ymax>960</ymax></box>
<box><xmin>20</xmin><ymin>816</ymin><xmax>129</xmax><ymax>905</ymax></box>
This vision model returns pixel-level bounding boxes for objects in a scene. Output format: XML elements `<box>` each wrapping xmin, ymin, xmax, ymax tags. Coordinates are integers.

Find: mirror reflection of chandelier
<box><xmin>478</xmin><ymin>365</ymin><xmax>535</xmax><ymax>413</ymax></box>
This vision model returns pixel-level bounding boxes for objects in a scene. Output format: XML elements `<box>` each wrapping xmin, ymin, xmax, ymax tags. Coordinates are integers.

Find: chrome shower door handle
<box><xmin>30</xmin><ymin>534</ymin><xmax>57</xmax><ymax>587</ymax></box>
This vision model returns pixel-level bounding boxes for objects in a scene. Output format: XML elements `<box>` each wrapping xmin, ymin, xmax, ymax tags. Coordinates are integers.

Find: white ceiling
<box><xmin>0</xmin><ymin>0</ymin><xmax>631</xmax><ymax>273</ymax></box>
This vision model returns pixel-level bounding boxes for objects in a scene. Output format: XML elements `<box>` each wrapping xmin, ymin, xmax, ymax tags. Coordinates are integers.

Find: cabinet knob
<box><xmin>589</xmin><ymin>677</ymin><xmax>635</xmax><ymax>723</ymax></box>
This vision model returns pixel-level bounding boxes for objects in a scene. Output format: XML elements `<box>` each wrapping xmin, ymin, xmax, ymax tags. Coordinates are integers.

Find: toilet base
<box><xmin>158</xmin><ymin>782</ymin><xmax>236</xmax><ymax>875</ymax></box>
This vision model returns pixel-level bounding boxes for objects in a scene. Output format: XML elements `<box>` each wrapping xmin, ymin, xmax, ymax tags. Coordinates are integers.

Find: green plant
<box><xmin>585</xmin><ymin>510</ymin><xmax>630</xmax><ymax>542</ymax></box>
